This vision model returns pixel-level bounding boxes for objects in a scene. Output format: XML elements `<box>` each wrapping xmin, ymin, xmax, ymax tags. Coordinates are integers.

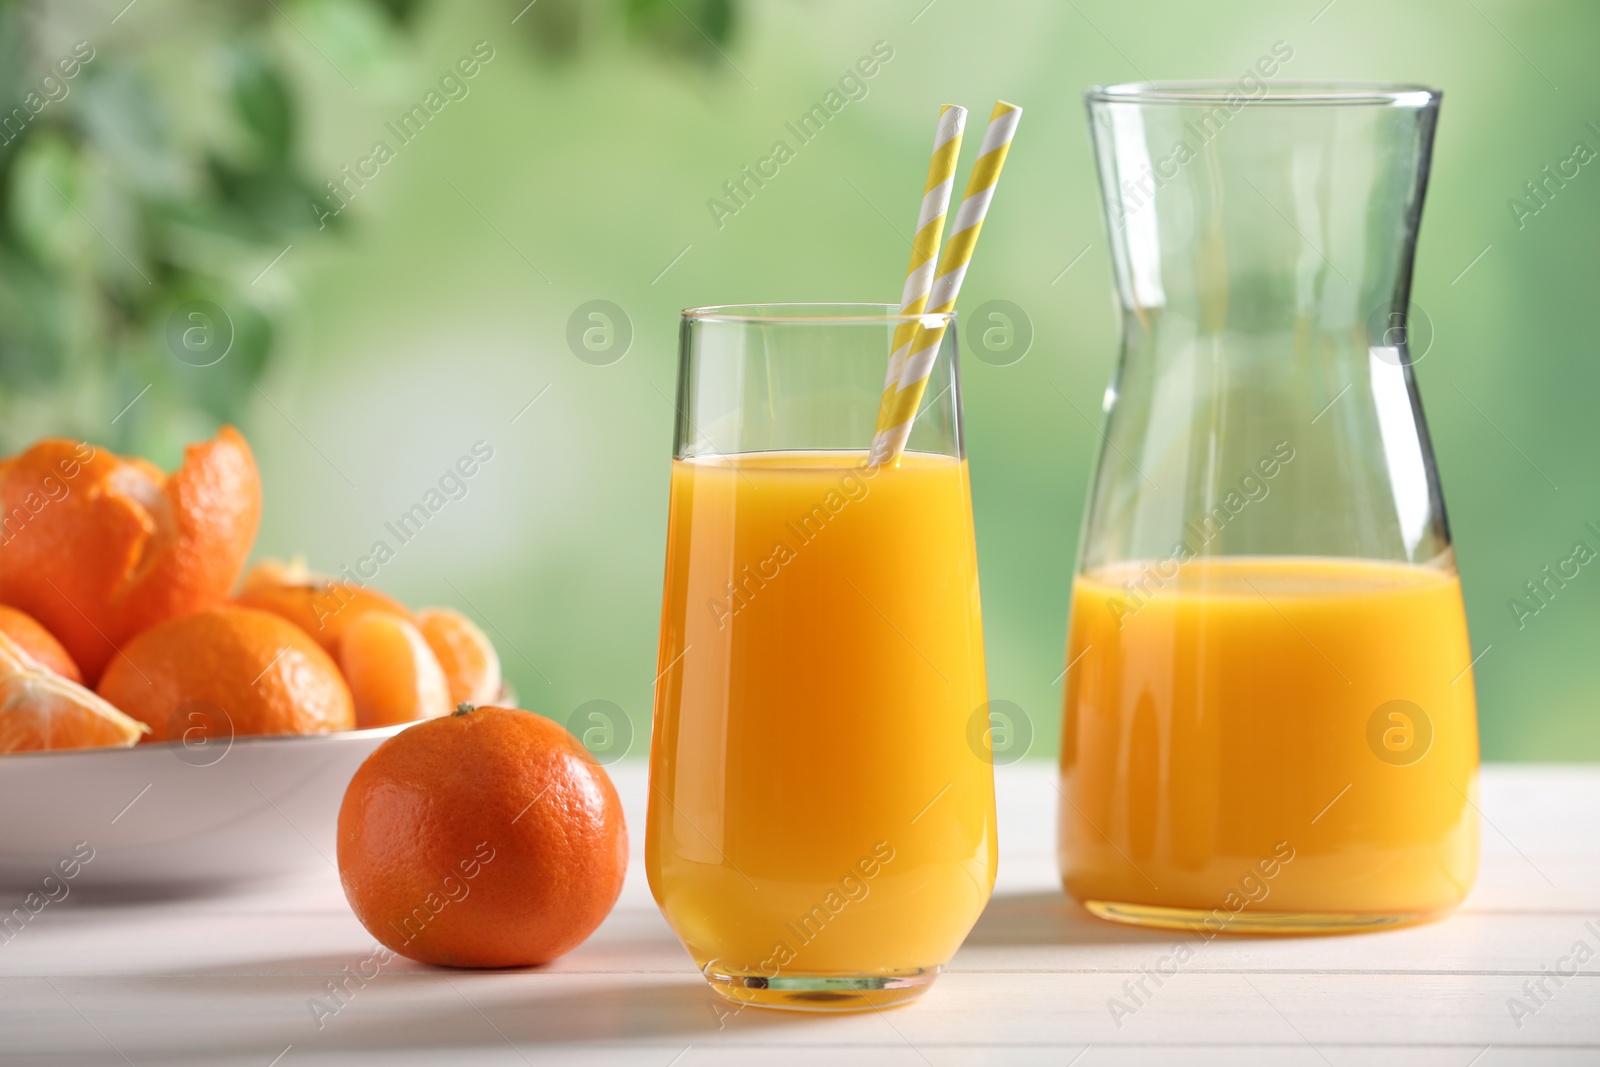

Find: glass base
<box><xmin>1083</xmin><ymin>899</ymin><xmax>1451</xmax><ymax>936</ymax></box>
<box><xmin>702</xmin><ymin>962</ymin><xmax>939</xmax><ymax>1012</ymax></box>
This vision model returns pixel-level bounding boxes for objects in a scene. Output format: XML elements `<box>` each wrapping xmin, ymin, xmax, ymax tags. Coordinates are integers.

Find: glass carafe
<box><xmin>1059</xmin><ymin>83</ymin><xmax>1479</xmax><ymax>933</ymax></box>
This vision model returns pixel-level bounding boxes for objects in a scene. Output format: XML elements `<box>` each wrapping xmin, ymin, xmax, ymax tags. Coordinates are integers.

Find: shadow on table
<box><xmin>65</xmin><ymin>974</ymin><xmax>806</xmax><ymax>1064</ymax></box>
<box><xmin>963</xmin><ymin>890</ymin><xmax>1175</xmax><ymax>946</ymax></box>
<box><xmin>101</xmin><ymin>897</ymin><xmax>1173</xmax><ymax>1059</ymax></box>
<box><xmin>323</xmin><ymin>973</ymin><xmax>805</xmax><ymax>1049</ymax></box>
<box><xmin>128</xmin><ymin>961</ymin><xmax>810</xmax><ymax>1054</ymax></box>
<box><xmin>53</xmin><ymin>878</ymin><xmax>297</xmax><ymax>904</ymax></box>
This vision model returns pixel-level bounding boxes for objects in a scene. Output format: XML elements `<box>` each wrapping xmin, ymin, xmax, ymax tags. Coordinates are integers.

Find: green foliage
<box><xmin>623</xmin><ymin>0</ymin><xmax>736</xmax><ymax>62</ymax></box>
<box><xmin>0</xmin><ymin>0</ymin><xmax>741</xmax><ymax>461</ymax></box>
<box><xmin>513</xmin><ymin>0</ymin><xmax>738</xmax><ymax>63</ymax></box>
<box><xmin>0</xmin><ymin>3</ymin><xmax>332</xmax><ymax>458</ymax></box>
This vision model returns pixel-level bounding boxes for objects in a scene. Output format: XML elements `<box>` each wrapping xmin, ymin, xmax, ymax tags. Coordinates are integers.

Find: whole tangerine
<box><xmin>336</xmin><ymin>704</ymin><xmax>628</xmax><ymax>968</ymax></box>
<box><xmin>234</xmin><ymin>557</ymin><xmax>409</xmax><ymax>656</ymax></box>
<box><xmin>97</xmin><ymin>606</ymin><xmax>354</xmax><ymax>741</ymax></box>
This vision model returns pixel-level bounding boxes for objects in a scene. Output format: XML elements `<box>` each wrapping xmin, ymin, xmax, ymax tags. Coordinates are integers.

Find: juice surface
<box><xmin>1060</xmin><ymin>555</ymin><xmax>1479</xmax><ymax>921</ymax></box>
<box><xmin>647</xmin><ymin>450</ymin><xmax>995</xmax><ymax>976</ymax></box>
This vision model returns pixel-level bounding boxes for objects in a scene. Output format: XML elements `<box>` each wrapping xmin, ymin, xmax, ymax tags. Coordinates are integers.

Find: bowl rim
<box><xmin>0</xmin><ymin>722</ymin><xmax>410</xmax><ymax>763</ymax></box>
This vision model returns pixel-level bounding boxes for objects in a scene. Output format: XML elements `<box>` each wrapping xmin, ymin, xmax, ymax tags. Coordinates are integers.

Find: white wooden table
<box><xmin>3</xmin><ymin>764</ymin><xmax>1597</xmax><ymax>1066</ymax></box>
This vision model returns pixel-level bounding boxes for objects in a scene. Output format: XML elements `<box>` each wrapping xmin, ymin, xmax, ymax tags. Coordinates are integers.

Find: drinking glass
<box><xmin>646</xmin><ymin>304</ymin><xmax>995</xmax><ymax>1010</ymax></box>
<box><xmin>1060</xmin><ymin>83</ymin><xmax>1479</xmax><ymax>932</ymax></box>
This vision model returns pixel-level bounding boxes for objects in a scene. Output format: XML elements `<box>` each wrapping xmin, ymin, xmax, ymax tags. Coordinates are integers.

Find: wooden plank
<box><xmin>7</xmin><ymin>899</ymin><xmax>1600</xmax><ymax>982</ymax></box>
<box><xmin>0</xmin><ymin>763</ymin><xmax>1595</xmax><ymax>1065</ymax></box>
<box><xmin>3</xmin><ymin>970</ymin><xmax>1594</xmax><ymax>1059</ymax></box>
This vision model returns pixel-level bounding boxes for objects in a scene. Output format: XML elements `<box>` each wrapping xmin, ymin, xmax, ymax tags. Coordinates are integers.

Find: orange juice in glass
<box><xmin>647</xmin><ymin>305</ymin><xmax>995</xmax><ymax>1011</ymax></box>
<box><xmin>1064</xmin><ymin>82</ymin><xmax>1479</xmax><ymax>932</ymax></box>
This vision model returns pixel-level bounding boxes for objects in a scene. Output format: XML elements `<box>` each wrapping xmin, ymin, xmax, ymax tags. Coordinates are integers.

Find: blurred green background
<box><xmin>4</xmin><ymin>0</ymin><xmax>1596</xmax><ymax>759</ymax></box>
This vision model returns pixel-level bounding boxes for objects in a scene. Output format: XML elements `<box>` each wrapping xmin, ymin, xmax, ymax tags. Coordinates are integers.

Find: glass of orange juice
<box><xmin>1061</xmin><ymin>83</ymin><xmax>1479</xmax><ymax>933</ymax></box>
<box><xmin>646</xmin><ymin>304</ymin><xmax>995</xmax><ymax>1011</ymax></box>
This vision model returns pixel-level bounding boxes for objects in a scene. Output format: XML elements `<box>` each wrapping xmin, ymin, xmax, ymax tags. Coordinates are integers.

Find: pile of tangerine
<box><xmin>0</xmin><ymin>428</ymin><xmax>627</xmax><ymax>969</ymax></box>
<box><xmin>0</xmin><ymin>428</ymin><xmax>499</xmax><ymax>749</ymax></box>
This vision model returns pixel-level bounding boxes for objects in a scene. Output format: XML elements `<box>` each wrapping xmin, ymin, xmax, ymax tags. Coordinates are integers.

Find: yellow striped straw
<box><xmin>876</xmin><ymin>104</ymin><xmax>968</xmax><ymax>420</ymax></box>
<box><xmin>870</xmin><ymin>100</ymin><xmax>1022</xmax><ymax>467</ymax></box>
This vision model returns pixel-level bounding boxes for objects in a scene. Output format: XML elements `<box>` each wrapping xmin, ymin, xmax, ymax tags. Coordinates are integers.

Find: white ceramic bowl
<box><xmin>0</xmin><ymin>724</ymin><xmax>408</xmax><ymax>895</ymax></box>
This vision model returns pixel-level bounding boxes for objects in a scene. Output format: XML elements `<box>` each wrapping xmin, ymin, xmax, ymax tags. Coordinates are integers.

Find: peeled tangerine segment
<box><xmin>0</xmin><ymin>604</ymin><xmax>83</xmax><ymax>682</ymax></box>
<box><xmin>340</xmin><ymin>611</ymin><xmax>452</xmax><ymax>728</ymax></box>
<box><xmin>0</xmin><ymin>634</ymin><xmax>147</xmax><ymax>753</ymax></box>
<box><xmin>0</xmin><ymin>630</ymin><xmax>40</xmax><ymax>675</ymax></box>
<box><xmin>415</xmin><ymin>608</ymin><xmax>502</xmax><ymax>706</ymax></box>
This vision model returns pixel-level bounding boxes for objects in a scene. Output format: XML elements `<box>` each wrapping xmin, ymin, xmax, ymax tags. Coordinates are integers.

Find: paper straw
<box><xmin>869</xmin><ymin>100</ymin><xmax>1022</xmax><ymax>467</ymax></box>
<box><xmin>876</xmin><ymin>105</ymin><xmax>968</xmax><ymax>421</ymax></box>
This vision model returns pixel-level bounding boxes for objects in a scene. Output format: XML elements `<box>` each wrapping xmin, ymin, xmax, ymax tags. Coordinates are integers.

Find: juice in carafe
<box><xmin>1060</xmin><ymin>555</ymin><xmax>1479</xmax><ymax>931</ymax></box>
